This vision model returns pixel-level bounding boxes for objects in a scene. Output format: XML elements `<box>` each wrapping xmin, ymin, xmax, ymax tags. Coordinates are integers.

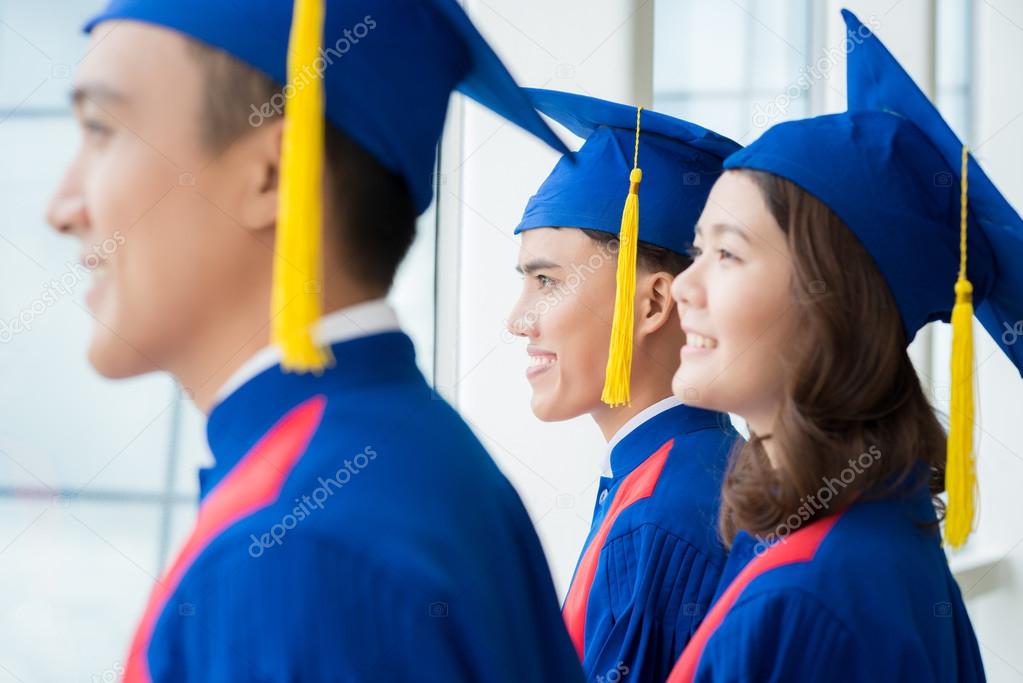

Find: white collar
<box><xmin>212</xmin><ymin>298</ymin><xmax>401</xmax><ymax>407</ymax></box>
<box><xmin>600</xmin><ymin>395</ymin><xmax>684</xmax><ymax>477</ymax></box>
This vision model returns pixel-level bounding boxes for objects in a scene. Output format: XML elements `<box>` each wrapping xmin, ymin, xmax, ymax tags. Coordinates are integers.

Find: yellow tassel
<box><xmin>945</xmin><ymin>145</ymin><xmax>976</xmax><ymax>548</ymax></box>
<box><xmin>601</xmin><ymin>106</ymin><xmax>643</xmax><ymax>408</ymax></box>
<box><xmin>271</xmin><ymin>0</ymin><xmax>333</xmax><ymax>373</ymax></box>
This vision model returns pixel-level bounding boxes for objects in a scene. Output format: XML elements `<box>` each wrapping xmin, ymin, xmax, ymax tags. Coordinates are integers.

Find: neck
<box><xmin>744</xmin><ymin>410</ymin><xmax>780</xmax><ymax>467</ymax></box>
<box><xmin>178</xmin><ymin>283</ymin><xmax>381</xmax><ymax>415</ymax></box>
<box><xmin>591</xmin><ymin>381</ymin><xmax>675</xmax><ymax>442</ymax></box>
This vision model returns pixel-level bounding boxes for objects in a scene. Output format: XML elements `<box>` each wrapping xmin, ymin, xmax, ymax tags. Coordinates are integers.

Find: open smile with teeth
<box><xmin>526</xmin><ymin>349</ymin><xmax>557</xmax><ymax>380</ymax></box>
<box><xmin>687</xmin><ymin>333</ymin><xmax>718</xmax><ymax>349</ymax></box>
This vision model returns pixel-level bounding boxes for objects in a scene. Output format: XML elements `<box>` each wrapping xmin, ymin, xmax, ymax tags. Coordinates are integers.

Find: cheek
<box><xmin>89</xmin><ymin>141</ymin><xmax>180</xmax><ymax>237</ymax></box>
<box><xmin>559</xmin><ymin>292</ymin><xmax>613</xmax><ymax>385</ymax></box>
<box><xmin>725</xmin><ymin>271</ymin><xmax>792</xmax><ymax>358</ymax></box>
<box><xmin>106</xmin><ymin>186</ymin><xmax>219</xmax><ymax>354</ymax></box>
<box><xmin>712</xmin><ymin>267</ymin><xmax>794</xmax><ymax>397</ymax></box>
<box><xmin>537</xmin><ymin>292</ymin><xmax>609</xmax><ymax>397</ymax></box>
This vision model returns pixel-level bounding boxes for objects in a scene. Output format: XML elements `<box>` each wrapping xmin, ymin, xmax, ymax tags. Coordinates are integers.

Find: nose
<box><xmin>46</xmin><ymin>155</ymin><xmax>88</xmax><ymax>237</ymax></box>
<box><xmin>506</xmin><ymin>294</ymin><xmax>538</xmax><ymax>339</ymax></box>
<box><xmin>671</xmin><ymin>259</ymin><xmax>705</xmax><ymax>311</ymax></box>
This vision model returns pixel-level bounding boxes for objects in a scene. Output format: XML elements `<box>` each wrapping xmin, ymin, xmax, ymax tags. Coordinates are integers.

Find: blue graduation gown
<box><xmin>123</xmin><ymin>331</ymin><xmax>582</xmax><ymax>682</ymax></box>
<box><xmin>562</xmin><ymin>404</ymin><xmax>740</xmax><ymax>682</ymax></box>
<box><xmin>708</xmin><ymin>529</ymin><xmax>759</xmax><ymax>606</ymax></box>
<box><xmin>669</xmin><ymin>483</ymin><xmax>985</xmax><ymax>682</ymax></box>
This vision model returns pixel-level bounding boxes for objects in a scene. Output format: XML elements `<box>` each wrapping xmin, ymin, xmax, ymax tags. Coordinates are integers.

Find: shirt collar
<box><xmin>211</xmin><ymin>298</ymin><xmax>401</xmax><ymax>408</ymax></box>
<box><xmin>600</xmin><ymin>395</ymin><xmax>684</xmax><ymax>477</ymax></box>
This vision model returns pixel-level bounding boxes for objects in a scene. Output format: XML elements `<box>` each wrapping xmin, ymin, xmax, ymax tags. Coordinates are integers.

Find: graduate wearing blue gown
<box><xmin>69</xmin><ymin>1</ymin><xmax>586</xmax><ymax>681</ymax></box>
<box><xmin>668</xmin><ymin>10</ymin><xmax>1022</xmax><ymax>682</ymax></box>
<box><xmin>513</xmin><ymin>90</ymin><xmax>743</xmax><ymax>682</ymax></box>
<box><xmin>134</xmin><ymin>307</ymin><xmax>584</xmax><ymax>682</ymax></box>
<box><xmin>676</xmin><ymin>481</ymin><xmax>984</xmax><ymax>682</ymax></box>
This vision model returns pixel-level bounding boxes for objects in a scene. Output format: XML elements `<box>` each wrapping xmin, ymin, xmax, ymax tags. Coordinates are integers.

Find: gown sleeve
<box><xmin>583</xmin><ymin>523</ymin><xmax>724</xmax><ymax>683</ymax></box>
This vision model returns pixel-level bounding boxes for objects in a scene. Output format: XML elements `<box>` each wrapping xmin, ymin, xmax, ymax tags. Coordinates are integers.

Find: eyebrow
<box><xmin>694</xmin><ymin>222</ymin><xmax>752</xmax><ymax>243</ymax></box>
<box><xmin>71</xmin><ymin>83</ymin><xmax>128</xmax><ymax>108</ymax></box>
<box><xmin>515</xmin><ymin>258</ymin><xmax>562</xmax><ymax>275</ymax></box>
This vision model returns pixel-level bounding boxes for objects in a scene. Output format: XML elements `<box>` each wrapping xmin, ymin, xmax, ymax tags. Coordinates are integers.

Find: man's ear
<box><xmin>226</xmin><ymin>117</ymin><xmax>283</xmax><ymax>233</ymax></box>
<box><xmin>635</xmin><ymin>270</ymin><xmax>678</xmax><ymax>338</ymax></box>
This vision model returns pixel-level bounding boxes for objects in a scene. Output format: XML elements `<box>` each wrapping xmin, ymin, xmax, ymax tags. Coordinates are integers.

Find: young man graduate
<box><xmin>506</xmin><ymin>89</ymin><xmax>744</xmax><ymax>683</ymax></box>
<box><xmin>46</xmin><ymin>1</ymin><xmax>584</xmax><ymax>680</ymax></box>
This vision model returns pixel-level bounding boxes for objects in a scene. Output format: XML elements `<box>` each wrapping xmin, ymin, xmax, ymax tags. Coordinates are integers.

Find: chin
<box><xmin>529</xmin><ymin>391</ymin><xmax>581</xmax><ymax>423</ymax></box>
<box><xmin>672</xmin><ymin>369</ymin><xmax>711</xmax><ymax>408</ymax></box>
<box><xmin>87</xmin><ymin>331</ymin><xmax>160</xmax><ymax>380</ymax></box>
<box><xmin>529</xmin><ymin>394</ymin><xmax>560</xmax><ymax>422</ymax></box>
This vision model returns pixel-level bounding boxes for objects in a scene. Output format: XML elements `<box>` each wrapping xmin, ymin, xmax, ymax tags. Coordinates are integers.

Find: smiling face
<box><xmin>46</xmin><ymin>22</ymin><xmax>282</xmax><ymax>396</ymax></box>
<box><xmin>670</xmin><ymin>170</ymin><xmax>798</xmax><ymax>433</ymax></box>
<box><xmin>506</xmin><ymin>228</ymin><xmax>618</xmax><ymax>422</ymax></box>
<box><xmin>506</xmin><ymin>227</ymin><xmax>684</xmax><ymax>431</ymax></box>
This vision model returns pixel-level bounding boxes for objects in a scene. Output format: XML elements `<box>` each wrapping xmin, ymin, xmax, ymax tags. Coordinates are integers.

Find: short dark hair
<box><xmin>186</xmin><ymin>41</ymin><xmax>416</xmax><ymax>292</ymax></box>
<box><xmin>578</xmin><ymin>228</ymin><xmax>692</xmax><ymax>276</ymax></box>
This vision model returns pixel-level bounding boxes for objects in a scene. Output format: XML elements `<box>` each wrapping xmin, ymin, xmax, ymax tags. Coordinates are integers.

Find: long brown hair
<box><xmin>719</xmin><ymin>170</ymin><xmax>946</xmax><ymax>545</ymax></box>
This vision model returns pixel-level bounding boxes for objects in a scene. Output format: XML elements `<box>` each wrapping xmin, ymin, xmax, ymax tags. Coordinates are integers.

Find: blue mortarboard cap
<box><xmin>84</xmin><ymin>0</ymin><xmax>569</xmax><ymax>215</ymax></box>
<box><xmin>515</xmin><ymin>89</ymin><xmax>742</xmax><ymax>254</ymax></box>
<box><xmin>842</xmin><ymin>8</ymin><xmax>1023</xmax><ymax>372</ymax></box>
<box><xmin>724</xmin><ymin>9</ymin><xmax>1022</xmax><ymax>374</ymax></box>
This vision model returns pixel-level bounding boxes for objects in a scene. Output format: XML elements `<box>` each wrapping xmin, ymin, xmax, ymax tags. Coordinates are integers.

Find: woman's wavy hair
<box><xmin>719</xmin><ymin>170</ymin><xmax>947</xmax><ymax>545</ymax></box>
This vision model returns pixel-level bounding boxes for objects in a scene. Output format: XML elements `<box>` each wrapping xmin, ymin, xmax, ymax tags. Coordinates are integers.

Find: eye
<box><xmin>536</xmin><ymin>274</ymin><xmax>556</xmax><ymax>289</ymax></box>
<box><xmin>82</xmin><ymin>118</ymin><xmax>112</xmax><ymax>141</ymax></box>
<box><xmin>684</xmin><ymin>243</ymin><xmax>702</xmax><ymax>259</ymax></box>
<box><xmin>717</xmin><ymin>248</ymin><xmax>740</xmax><ymax>262</ymax></box>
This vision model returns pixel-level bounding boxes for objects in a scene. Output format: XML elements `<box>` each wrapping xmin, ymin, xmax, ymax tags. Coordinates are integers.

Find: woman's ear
<box><xmin>229</xmin><ymin>117</ymin><xmax>284</xmax><ymax>234</ymax></box>
<box><xmin>636</xmin><ymin>270</ymin><xmax>678</xmax><ymax>338</ymax></box>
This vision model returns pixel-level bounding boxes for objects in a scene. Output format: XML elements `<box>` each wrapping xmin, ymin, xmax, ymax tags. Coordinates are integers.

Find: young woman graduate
<box><xmin>47</xmin><ymin>0</ymin><xmax>585</xmax><ymax>680</ymax></box>
<box><xmin>663</xmin><ymin>10</ymin><xmax>1018</xmax><ymax>682</ymax></box>
<box><xmin>506</xmin><ymin>89</ymin><xmax>744</xmax><ymax>682</ymax></box>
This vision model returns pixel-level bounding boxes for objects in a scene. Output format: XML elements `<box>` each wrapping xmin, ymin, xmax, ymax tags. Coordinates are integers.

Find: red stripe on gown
<box><xmin>563</xmin><ymin>438</ymin><xmax>674</xmax><ymax>659</ymax></box>
<box><xmin>123</xmin><ymin>395</ymin><xmax>327</xmax><ymax>683</ymax></box>
<box><xmin>666</xmin><ymin>511</ymin><xmax>842</xmax><ymax>683</ymax></box>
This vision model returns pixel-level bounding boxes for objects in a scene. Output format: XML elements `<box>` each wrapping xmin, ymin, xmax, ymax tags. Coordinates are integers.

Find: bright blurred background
<box><xmin>0</xmin><ymin>0</ymin><xmax>1019</xmax><ymax>680</ymax></box>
